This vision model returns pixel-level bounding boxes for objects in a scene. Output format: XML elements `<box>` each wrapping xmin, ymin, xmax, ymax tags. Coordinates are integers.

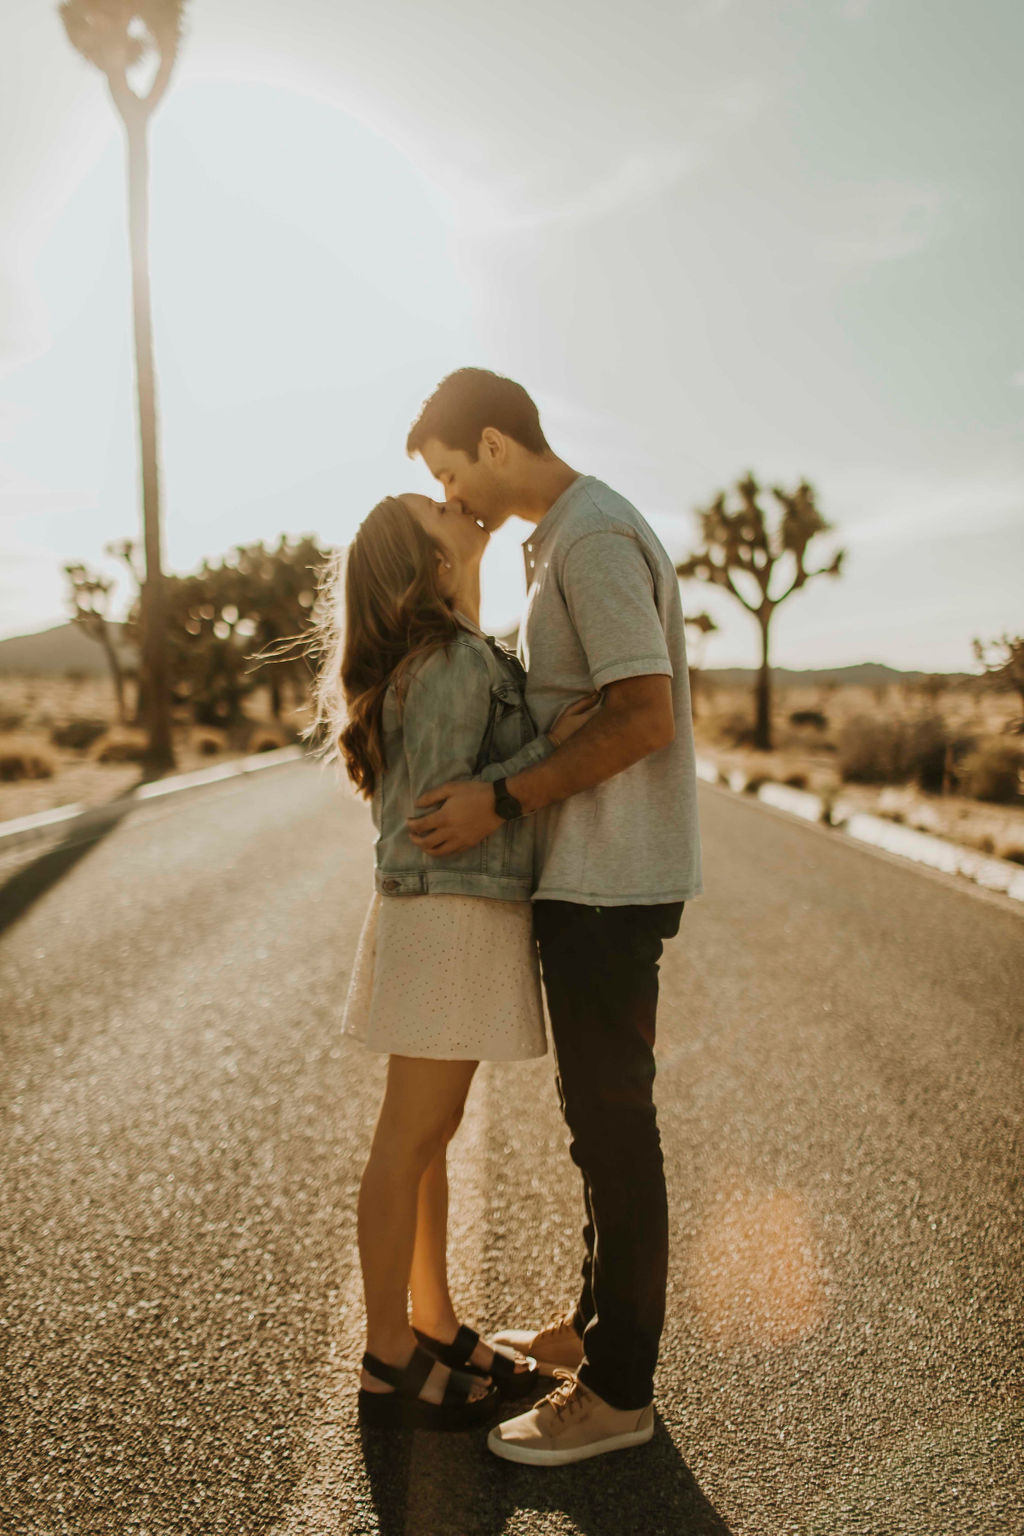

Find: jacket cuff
<box><xmin>478</xmin><ymin>732</ymin><xmax>555</xmax><ymax>782</ymax></box>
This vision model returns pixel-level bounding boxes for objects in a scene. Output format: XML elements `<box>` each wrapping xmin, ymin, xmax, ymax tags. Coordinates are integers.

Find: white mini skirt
<box><xmin>342</xmin><ymin>890</ymin><xmax>548</xmax><ymax>1061</ymax></box>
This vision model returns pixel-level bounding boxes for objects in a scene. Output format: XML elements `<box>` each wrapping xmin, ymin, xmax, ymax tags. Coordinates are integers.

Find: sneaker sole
<box><xmin>530</xmin><ymin>1355</ymin><xmax>581</xmax><ymax>1378</ymax></box>
<box><xmin>487</xmin><ymin>1419</ymin><xmax>654</xmax><ymax>1465</ymax></box>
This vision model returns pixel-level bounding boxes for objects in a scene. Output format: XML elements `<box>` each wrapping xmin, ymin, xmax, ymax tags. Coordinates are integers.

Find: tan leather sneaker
<box><xmin>488</xmin><ymin>1310</ymin><xmax>584</xmax><ymax>1377</ymax></box>
<box><xmin>488</xmin><ymin>1370</ymin><xmax>654</xmax><ymax>1465</ymax></box>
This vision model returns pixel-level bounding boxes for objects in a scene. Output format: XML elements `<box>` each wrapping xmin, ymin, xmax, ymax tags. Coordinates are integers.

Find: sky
<box><xmin>1</xmin><ymin>0</ymin><xmax>1022</xmax><ymax>669</ymax></box>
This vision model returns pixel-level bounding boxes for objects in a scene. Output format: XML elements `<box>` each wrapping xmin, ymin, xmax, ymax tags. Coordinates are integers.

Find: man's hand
<box><xmin>406</xmin><ymin>779</ymin><xmax>501</xmax><ymax>855</ymax></box>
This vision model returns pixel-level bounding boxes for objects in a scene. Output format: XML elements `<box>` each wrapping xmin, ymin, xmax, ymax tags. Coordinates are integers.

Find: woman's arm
<box><xmin>400</xmin><ymin>641</ymin><xmax>596</xmax><ymax>817</ymax></box>
<box><xmin>399</xmin><ymin>642</ymin><xmax>496</xmax><ymax>812</ymax></box>
<box><xmin>476</xmin><ymin>693</ymin><xmax>600</xmax><ymax>782</ymax></box>
<box><xmin>478</xmin><ymin>731</ymin><xmax>554</xmax><ymax>783</ymax></box>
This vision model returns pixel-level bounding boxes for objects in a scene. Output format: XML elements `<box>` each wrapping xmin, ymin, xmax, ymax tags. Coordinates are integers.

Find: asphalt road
<box><xmin>1</xmin><ymin>760</ymin><xmax>1022</xmax><ymax>1536</ymax></box>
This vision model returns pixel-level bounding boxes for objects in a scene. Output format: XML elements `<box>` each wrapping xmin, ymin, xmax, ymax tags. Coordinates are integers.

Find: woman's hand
<box><xmin>548</xmin><ymin>692</ymin><xmax>602</xmax><ymax>746</ymax></box>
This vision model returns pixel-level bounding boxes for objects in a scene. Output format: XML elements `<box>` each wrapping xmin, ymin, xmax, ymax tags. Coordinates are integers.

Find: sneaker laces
<box><xmin>534</xmin><ymin>1308</ymin><xmax>578</xmax><ymax>1348</ymax></box>
<box><xmin>546</xmin><ymin>1368</ymin><xmax>589</xmax><ymax>1420</ymax></box>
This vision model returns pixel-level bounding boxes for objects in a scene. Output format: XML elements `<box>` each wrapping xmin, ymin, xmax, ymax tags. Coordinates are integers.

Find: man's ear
<box><xmin>480</xmin><ymin>427</ymin><xmax>506</xmax><ymax>465</ymax></box>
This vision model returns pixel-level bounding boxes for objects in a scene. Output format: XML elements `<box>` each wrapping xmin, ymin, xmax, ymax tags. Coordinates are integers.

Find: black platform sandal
<box><xmin>412</xmin><ymin>1324</ymin><xmax>540</xmax><ymax>1400</ymax></box>
<box><xmin>358</xmin><ymin>1344</ymin><xmax>498</xmax><ymax>1431</ymax></box>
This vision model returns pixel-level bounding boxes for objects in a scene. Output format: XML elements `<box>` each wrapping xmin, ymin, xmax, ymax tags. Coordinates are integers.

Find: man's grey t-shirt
<box><xmin>519</xmin><ymin>474</ymin><xmax>703</xmax><ymax>907</ymax></box>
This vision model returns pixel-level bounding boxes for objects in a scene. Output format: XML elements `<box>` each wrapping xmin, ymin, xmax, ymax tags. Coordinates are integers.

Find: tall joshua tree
<box><xmin>60</xmin><ymin>0</ymin><xmax>186</xmax><ymax>773</ymax></box>
<box><xmin>973</xmin><ymin>634</ymin><xmax>1024</xmax><ymax>734</ymax></box>
<box><xmin>677</xmin><ymin>475</ymin><xmax>844</xmax><ymax>750</ymax></box>
<box><xmin>63</xmin><ymin>560</ymin><xmax>129</xmax><ymax>722</ymax></box>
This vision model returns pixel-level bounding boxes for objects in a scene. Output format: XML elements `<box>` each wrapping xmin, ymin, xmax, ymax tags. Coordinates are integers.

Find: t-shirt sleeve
<box><xmin>560</xmin><ymin>530</ymin><xmax>672</xmax><ymax>691</ymax></box>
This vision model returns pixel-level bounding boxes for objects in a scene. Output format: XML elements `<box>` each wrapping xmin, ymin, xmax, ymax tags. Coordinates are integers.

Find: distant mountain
<box><xmin>0</xmin><ymin>622</ymin><xmax>138</xmax><ymax>676</ymax></box>
<box><xmin>702</xmin><ymin>663</ymin><xmax>976</xmax><ymax>687</ymax></box>
<box><xmin>0</xmin><ymin>623</ymin><xmax>975</xmax><ymax>687</ymax></box>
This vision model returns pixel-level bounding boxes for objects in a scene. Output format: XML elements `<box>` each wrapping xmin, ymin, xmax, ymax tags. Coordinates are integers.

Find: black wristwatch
<box><xmin>492</xmin><ymin>778</ymin><xmax>524</xmax><ymax>821</ymax></box>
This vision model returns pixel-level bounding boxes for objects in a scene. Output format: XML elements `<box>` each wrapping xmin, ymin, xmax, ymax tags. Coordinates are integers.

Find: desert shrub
<box><xmin>837</xmin><ymin>716</ymin><xmax>905</xmax><ymax>784</ymax></box>
<box><xmin>840</xmin><ymin>714</ymin><xmax>953</xmax><ymax>791</ymax></box>
<box><xmin>93</xmin><ymin>730</ymin><xmax>148</xmax><ymax>764</ymax></box>
<box><xmin>904</xmin><ymin>715</ymin><xmax>950</xmax><ymax>794</ymax></box>
<box><xmin>716</xmin><ymin>710</ymin><xmax>757</xmax><ymax>748</ymax></box>
<box><xmin>249</xmin><ymin>728</ymin><xmax>288</xmax><ymax>754</ymax></box>
<box><xmin>784</xmin><ymin>772</ymin><xmax>808</xmax><ymax>789</ymax></box>
<box><xmin>51</xmin><ymin>717</ymin><xmax>109</xmax><ymax>751</ymax></box>
<box><xmin>744</xmin><ymin>774</ymin><xmax>772</xmax><ymax>794</ymax></box>
<box><xmin>192</xmin><ymin>729</ymin><xmax>226</xmax><ymax>756</ymax></box>
<box><xmin>789</xmin><ymin>709</ymin><xmax>828</xmax><ymax>730</ymax></box>
<box><xmin>957</xmin><ymin>741</ymin><xmax>1023</xmax><ymax>804</ymax></box>
<box><xmin>1001</xmin><ymin>846</ymin><xmax>1024</xmax><ymax>867</ymax></box>
<box><xmin>949</xmin><ymin>733</ymin><xmax>979</xmax><ymax>766</ymax></box>
<box><xmin>0</xmin><ymin>739</ymin><xmax>56</xmax><ymax>781</ymax></box>
<box><xmin>0</xmin><ymin>710</ymin><xmax>27</xmax><ymax>732</ymax></box>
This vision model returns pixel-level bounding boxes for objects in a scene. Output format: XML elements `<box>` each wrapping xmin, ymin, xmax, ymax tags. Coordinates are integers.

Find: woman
<box><xmin>307</xmin><ymin>493</ymin><xmax>594</xmax><ymax>1431</ymax></box>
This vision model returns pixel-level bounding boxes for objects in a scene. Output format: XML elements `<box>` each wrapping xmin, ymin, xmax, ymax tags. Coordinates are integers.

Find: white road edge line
<box><xmin>0</xmin><ymin>744</ymin><xmax>307</xmax><ymax>851</ymax></box>
<box><xmin>695</xmin><ymin>755</ymin><xmax>1024</xmax><ymax>907</ymax></box>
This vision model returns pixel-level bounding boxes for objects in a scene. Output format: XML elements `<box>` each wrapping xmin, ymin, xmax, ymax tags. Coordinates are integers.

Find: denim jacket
<box><xmin>371</xmin><ymin>626</ymin><xmax>554</xmax><ymax>900</ymax></box>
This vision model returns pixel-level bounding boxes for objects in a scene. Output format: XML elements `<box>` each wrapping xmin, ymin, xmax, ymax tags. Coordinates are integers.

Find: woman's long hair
<box><xmin>304</xmin><ymin>496</ymin><xmax>459</xmax><ymax>797</ymax></box>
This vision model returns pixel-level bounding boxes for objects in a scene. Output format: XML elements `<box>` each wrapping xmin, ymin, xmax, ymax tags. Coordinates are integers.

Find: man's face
<box><xmin>420</xmin><ymin>435</ymin><xmax>512</xmax><ymax>533</ymax></box>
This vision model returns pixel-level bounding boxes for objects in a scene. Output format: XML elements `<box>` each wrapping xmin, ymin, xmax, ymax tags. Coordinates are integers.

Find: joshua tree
<box><xmin>235</xmin><ymin>535</ymin><xmax>325</xmax><ymax>716</ymax></box>
<box><xmin>973</xmin><ymin>634</ymin><xmax>1024</xmax><ymax>734</ymax></box>
<box><xmin>676</xmin><ymin>475</ymin><xmax>843</xmax><ymax>750</ymax></box>
<box><xmin>114</xmin><ymin>534</ymin><xmax>329</xmax><ymax>733</ymax></box>
<box><xmin>63</xmin><ymin>561</ymin><xmax>129</xmax><ymax>722</ymax></box>
<box><xmin>683</xmin><ymin>610</ymin><xmax>718</xmax><ymax>717</ymax></box>
<box><xmin>60</xmin><ymin>0</ymin><xmax>186</xmax><ymax>773</ymax></box>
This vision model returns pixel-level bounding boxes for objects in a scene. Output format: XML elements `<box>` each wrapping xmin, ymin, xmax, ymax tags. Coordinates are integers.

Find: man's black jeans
<box><xmin>533</xmin><ymin>897</ymin><xmax>685</xmax><ymax>1411</ymax></box>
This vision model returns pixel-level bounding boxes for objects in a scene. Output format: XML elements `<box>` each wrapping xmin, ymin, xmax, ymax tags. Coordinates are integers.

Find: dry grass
<box><xmin>0</xmin><ymin>674</ymin><xmax>310</xmax><ymax>822</ymax></box>
<box><xmin>93</xmin><ymin>728</ymin><xmax>149</xmax><ymax>764</ymax></box>
<box><xmin>694</xmin><ymin>675</ymin><xmax>1018</xmax><ymax>748</ymax></box>
<box><xmin>0</xmin><ymin>737</ymin><xmax>57</xmax><ymax>783</ymax></box>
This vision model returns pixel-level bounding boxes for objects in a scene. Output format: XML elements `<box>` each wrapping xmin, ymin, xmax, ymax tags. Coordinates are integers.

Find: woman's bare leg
<box><xmin>407</xmin><ymin>1100</ymin><xmax>534</xmax><ymax>1382</ymax></box>
<box><xmin>358</xmin><ymin>1054</ymin><xmax>487</xmax><ymax>1401</ymax></box>
<box><xmin>409</xmin><ymin>1119</ymin><xmax>462</xmax><ymax>1339</ymax></box>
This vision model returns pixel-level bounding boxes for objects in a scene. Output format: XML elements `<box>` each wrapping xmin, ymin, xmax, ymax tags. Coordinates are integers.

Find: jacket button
<box><xmin>382</xmin><ymin>878</ymin><xmax>400</xmax><ymax>893</ymax></box>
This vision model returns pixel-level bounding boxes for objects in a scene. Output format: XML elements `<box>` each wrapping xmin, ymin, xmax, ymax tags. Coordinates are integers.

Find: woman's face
<box><xmin>400</xmin><ymin>493</ymin><xmax>488</xmax><ymax>594</ymax></box>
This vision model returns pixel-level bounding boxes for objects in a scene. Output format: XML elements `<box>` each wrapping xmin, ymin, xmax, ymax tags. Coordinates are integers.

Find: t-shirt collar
<box><xmin>520</xmin><ymin>474</ymin><xmax>591</xmax><ymax>562</ymax></box>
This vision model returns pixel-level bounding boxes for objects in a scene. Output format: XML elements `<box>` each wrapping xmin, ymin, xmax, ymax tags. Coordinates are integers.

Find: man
<box><xmin>405</xmin><ymin>368</ymin><xmax>702</xmax><ymax>1465</ymax></box>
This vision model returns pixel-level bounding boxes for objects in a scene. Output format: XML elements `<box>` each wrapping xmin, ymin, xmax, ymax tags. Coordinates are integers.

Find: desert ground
<box><xmin>2</xmin><ymin>669</ymin><xmax>1022</xmax><ymax>864</ymax></box>
<box><xmin>0</xmin><ymin>673</ymin><xmax>310</xmax><ymax>822</ymax></box>
<box><xmin>691</xmin><ymin>675</ymin><xmax>1024</xmax><ymax>865</ymax></box>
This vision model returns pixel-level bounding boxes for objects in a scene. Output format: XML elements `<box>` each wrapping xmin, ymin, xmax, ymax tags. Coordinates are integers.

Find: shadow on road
<box><xmin>358</xmin><ymin>1411</ymin><xmax>734</xmax><ymax>1536</ymax></box>
<box><xmin>0</xmin><ymin>781</ymin><xmax>150</xmax><ymax>936</ymax></box>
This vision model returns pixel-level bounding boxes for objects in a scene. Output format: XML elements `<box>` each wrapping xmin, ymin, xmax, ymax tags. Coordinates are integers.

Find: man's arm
<box><xmin>509</xmin><ymin>673</ymin><xmax>673</xmax><ymax>810</ymax></box>
<box><xmin>406</xmin><ymin>674</ymin><xmax>673</xmax><ymax>855</ymax></box>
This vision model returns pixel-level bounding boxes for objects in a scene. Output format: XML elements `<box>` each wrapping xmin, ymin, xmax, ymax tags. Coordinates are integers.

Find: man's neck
<box><xmin>513</xmin><ymin>458</ymin><xmax>582</xmax><ymax>526</ymax></box>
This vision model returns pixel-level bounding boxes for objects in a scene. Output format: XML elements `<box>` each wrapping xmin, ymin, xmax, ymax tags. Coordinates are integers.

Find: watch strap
<box><xmin>493</xmin><ymin>778</ymin><xmax>524</xmax><ymax>820</ymax></box>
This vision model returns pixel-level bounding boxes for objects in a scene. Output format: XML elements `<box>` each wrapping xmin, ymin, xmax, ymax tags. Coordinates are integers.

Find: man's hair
<box><xmin>406</xmin><ymin>368</ymin><xmax>551</xmax><ymax>460</ymax></box>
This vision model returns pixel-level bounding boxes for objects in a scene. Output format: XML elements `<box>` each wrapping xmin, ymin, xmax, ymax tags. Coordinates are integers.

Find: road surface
<box><xmin>2</xmin><ymin>759</ymin><xmax>1021</xmax><ymax>1535</ymax></box>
